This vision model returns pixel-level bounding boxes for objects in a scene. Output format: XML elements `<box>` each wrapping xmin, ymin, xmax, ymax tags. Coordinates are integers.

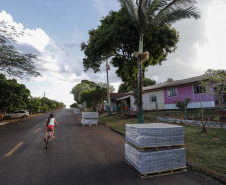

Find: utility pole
<box><xmin>106</xmin><ymin>58</ymin><xmax>111</xmax><ymax>116</ymax></box>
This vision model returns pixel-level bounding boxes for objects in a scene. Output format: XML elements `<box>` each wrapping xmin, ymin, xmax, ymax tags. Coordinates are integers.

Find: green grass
<box><xmin>99</xmin><ymin>115</ymin><xmax>157</xmax><ymax>133</ymax></box>
<box><xmin>99</xmin><ymin>115</ymin><xmax>226</xmax><ymax>183</ymax></box>
<box><xmin>183</xmin><ymin>125</ymin><xmax>226</xmax><ymax>182</ymax></box>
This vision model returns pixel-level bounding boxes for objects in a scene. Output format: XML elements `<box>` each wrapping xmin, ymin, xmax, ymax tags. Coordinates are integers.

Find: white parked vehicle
<box><xmin>4</xmin><ymin>110</ymin><xmax>30</xmax><ymax>119</ymax></box>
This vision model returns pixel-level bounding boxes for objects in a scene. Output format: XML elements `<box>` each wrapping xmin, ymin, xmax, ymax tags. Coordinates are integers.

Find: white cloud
<box><xmin>0</xmin><ymin>11</ymin><xmax>50</xmax><ymax>52</ymax></box>
<box><xmin>195</xmin><ymin>1</ymin><xmax>226</xmax><ymax>70</ymax></box>
<box><xmin>17</xmin><ymin>28</ymin><xmax>50</xmax><ymax>51</ymax></box>
<box><xmin>0</xmin><ymin>10</ymin><xmax>14</xmax><ymax>22</ymax></box>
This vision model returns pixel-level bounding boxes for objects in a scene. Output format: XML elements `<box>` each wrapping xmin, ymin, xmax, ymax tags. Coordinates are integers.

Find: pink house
<box><xmin>126</xmin><ymin>75</ymin><xmax>216</xmax><ymax>110</ymax></box>
<box><xmin>162</xmin><ymin>75</ymin><xmax>215</xmax><ymax>109</ymax></box>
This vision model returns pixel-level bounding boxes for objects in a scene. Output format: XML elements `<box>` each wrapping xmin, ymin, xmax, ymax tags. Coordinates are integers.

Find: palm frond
<box><xmin>155</xmin><ymin>6</ymin><xmax>200</xmax><ymax>25</ymax></box>
<box><xmin>154</xmin><ymin>0</ymin><xmax>200</xmax><ymax>25</ymax></box>
<box><xmin>119</xmin><ymin>0</ymin><xmax>140</xmax><ymax>25</ymax></box>
<box><xmin>147</xmin><ymin>0</ymin><xmax>167</xmax><ymax>17</ymax></box>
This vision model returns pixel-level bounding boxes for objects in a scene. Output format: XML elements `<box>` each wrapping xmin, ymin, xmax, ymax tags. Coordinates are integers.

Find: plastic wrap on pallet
<box><xmin>82</xmin><ymin>112</ymin><xmax>98</xmax><ymax>119</ymax></box>
<box><xmin>126</xmin><ymin>123</ymin><xmax>184</xmax><ymax>147</ymax></box>
<box><xmin>81</xmin><ymin>118</ymin><xmax>98</xmax><ymax>125</ymax></box>
<box><xmin>74</xmin><ymin>108</ymin><xmax>81</xmax><ymax>114</ymax></box>
<box><xmin>125</xmin><ymin>143</ymin><xmax>186</xmax><ymax>174</ymax></box>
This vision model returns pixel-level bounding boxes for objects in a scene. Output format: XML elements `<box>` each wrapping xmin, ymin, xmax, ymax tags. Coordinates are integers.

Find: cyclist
<box><xmin>44</xmin><ymin>113</ymin><xmax>59</xmax><ymax>141</ymax></box>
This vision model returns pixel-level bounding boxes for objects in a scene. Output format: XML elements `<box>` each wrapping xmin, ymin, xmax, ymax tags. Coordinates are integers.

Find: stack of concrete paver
<box><xmin>125</xmin><ymin>143</ymin><xmax>186</xmax><ymax>174</ymax></box>
<box><xmin>81</xmin><ymin>112</ymin><xmax>98</xmax><ymax>126</ymax></box>
<box><xmin>125</xmin><ymin>123</ymin><xmax>186</xmax><ymax>175</ymax></box>
<box><xmin>73</xmin><ymin>108</ymin><xmax>81</xmax><ymax>114</ymax></box>
<box><xmin>126</xmin><ymin>123</ymin><xmax>184</xmax><ymax>147</ymax></box>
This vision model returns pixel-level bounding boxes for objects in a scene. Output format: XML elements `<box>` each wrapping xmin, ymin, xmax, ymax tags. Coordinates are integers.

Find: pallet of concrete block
<box><xmin>81</xmin><ymin>112</ymin><xmax>98</xmax><ymax>126</ymax></box>
<box><xmin>82</xmin><ymin>112</ymin><xmax>98</xmax><ymax>119</ymax></box>
<box><xmin>126</xmin><ymin>123</ymin><xmax>184</xmax><ymax>148</ymax></box>
<box><xmin>125</xmin><ymin>143</ymin><xmax>186</xmax><ymax>177</ymax></box>
<box><xmin>74</xmin><ymin>108</ymin><xmax>81</xmax><ymax>114</ymax></box>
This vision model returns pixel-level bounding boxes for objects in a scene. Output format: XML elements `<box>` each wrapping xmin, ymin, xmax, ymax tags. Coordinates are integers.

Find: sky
<box><xmin>0</xmin><ymin>0</ymin><xmax>226</xmax><ymax>108</ymax></box>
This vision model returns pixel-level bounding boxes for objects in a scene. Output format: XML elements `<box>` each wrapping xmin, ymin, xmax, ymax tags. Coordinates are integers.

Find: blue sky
<box><xmin>0</xmin><ymin>0</ymin><xmax>226</xmax><ymax>107</ymax></box>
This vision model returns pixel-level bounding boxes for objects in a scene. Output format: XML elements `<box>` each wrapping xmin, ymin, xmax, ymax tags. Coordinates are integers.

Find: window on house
<box><xmin>193</xmin><ymin>85</ymin><xmax>205</xmax><ymax>94</ymax></box>
<box><xmin>149</xmin><ymin>94</ymin><xmax>157</xmax><ymax>102</ymax></box>
<box><xmin>167</xmin><ymin>88</ymin><xmax>177</xmax><ymax>97</ymax></box>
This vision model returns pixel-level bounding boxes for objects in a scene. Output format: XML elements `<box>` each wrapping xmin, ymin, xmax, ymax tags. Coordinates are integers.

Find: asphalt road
<box><xmin>0</xmin><ymin>109</ymin><xmax>218</xmax><ymax>185</ymax></box>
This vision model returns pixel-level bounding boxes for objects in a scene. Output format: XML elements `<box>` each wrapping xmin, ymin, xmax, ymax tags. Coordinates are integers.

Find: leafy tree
<box><xmin>27</xmin><ymin>97</ymin><xmax>41</xmax><ymax>114</ymax></box>
<box><xmin>70</xmin><ymin>103</ymin><xmax>79</xmax><ymax>108</ymax></box>
<box><xmin>0</xmin><ymin>74</ymin><xmax>30</xmax><ymax>112</ymax></box>
<box><xmin>41</xmin><ymin>104</ymin><xmax>49</xmax><ymax>113</ymax></box>
<box><xmin>0</xmin><ymin>22</ymin><xmax>41</xmax><ymax>79</ymax></box>
<box><xmin>118</xmin><ymin>78</ymin><xmax>155</xmax><ymax>93</ymax></box>
<box><xmin>52</xmin><ymin>103</ymin><xmax>57</xmax><ymax>110</ymax></box>
<box><xmin>143</xmin><ymin>78</ymin><xmax>156</xmax><ymax>87</ymax></box>
<box><xmin>55</xmin><ymin>102</ymin><xmax>65</xmax><ymax>108</ymax></box>
<box><xmin>39</xmin><ymin>97</ymin><xmax>65</xmax><ymax>112</ymax></box>
<box><xmin>98</xmin><ymin>82</ymin><xmax>115</xmax><ymax>93</ymax></box>
<box><xmin>200</xmin><ymin>69</ymin><xmax>226</xmax><ymax>110</ymax></box>
<box><xmin>165</xmin><ymin>78</ymin><xmax>174</xmax><ymax>82</ymax></box>
<box><xmin>71</xmin><ymin>82</ymin><xmax>91</xmax><ymax>104</ymax></box>
<box><xmin>81</xmin><ymin>80</ymin><xmax>97</xmax><ymax>88</ymax></box>
<box><xmin>118</xmin><ymin>83</ymin><xmax>131</xmax><ymax>93</ymax></box>
<box><xmin>80</xmin><ymin>85</ymin><xmax>107</xmax><ymax>111</ymax></box>
<box><xmin>81</xmin><ymin>9</ymin><xmax>179</xmax><ymax>108</ymax></box>
<box><xmin>118</xmin><ymin>0</ymin><xmax>200</xmax><ymax>123</ymax></box>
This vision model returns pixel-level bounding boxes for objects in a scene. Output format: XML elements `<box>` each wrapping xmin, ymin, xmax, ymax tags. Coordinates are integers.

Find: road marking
<box><xmin>34</xmin><ymin>128</ymin><xmax>41</xmax><ymax>133</ymax></box>
<box><xmin>4</xmin><ymin>142</ymin><xmax>24</xmax><ymax>157</ymax></box>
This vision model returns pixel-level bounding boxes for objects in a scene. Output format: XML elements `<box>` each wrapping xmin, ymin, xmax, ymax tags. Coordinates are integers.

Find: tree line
<box><xmin>0</xmin><ymin>74</ymin><xmax>65</xmax><ymax>114</ymax></box>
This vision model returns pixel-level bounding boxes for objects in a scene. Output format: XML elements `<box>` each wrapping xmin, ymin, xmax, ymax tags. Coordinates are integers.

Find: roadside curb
<box><xmin>0</xmin><ymin>122</ymin><xmax>9</xmax><ymax>126</ymax></box>
<box><xmin>98</xmin><ymin>121</ymin><xmax>125</xmax><ymax>136</ymax></box>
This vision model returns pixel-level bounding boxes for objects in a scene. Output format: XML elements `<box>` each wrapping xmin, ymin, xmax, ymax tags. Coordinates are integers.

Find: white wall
<box><xmin>129</xmin><ymin>90</ymin><xmax>165</xmax><ymax>110</ymax></box>
<box><xmin>143</xmin><ymin>91</ymin><xmax>165</xmax><ymax>110</ymax></box>
<box><xmin>165</xmin><ymin>101</ymin><xmax>215</xmax><ymax>109</ymax></box>
<box><xmin>130</xmin><ymin>95</ymin><xmax>137</xmax><ymax>110</ymax></box>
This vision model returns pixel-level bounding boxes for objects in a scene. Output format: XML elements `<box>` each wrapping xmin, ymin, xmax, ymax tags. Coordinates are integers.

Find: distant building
<box><xmin>104</xmin><ymin>93</ymin><xmax>126</xmax><ymax>111</ymax></box>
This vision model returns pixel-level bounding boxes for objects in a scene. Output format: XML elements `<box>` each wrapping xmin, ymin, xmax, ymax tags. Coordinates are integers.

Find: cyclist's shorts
<box><xmin>47</xmin><ymin>125</ymin><xmax>54</xmax><ymax>131</ymax></box>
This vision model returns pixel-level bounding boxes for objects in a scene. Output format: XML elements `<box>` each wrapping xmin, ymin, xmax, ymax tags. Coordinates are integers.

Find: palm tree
<box><xmin>118</xmin><ymin>0</ymin><xmax>201</xmax><ymax>123</ymax></box>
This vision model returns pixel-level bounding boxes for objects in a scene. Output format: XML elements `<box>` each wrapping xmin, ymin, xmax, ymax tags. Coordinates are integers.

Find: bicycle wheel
<box><xmin>46</xmin><ymin>139</ymin><xmax>49</xmax><ymax>149</ymax></box>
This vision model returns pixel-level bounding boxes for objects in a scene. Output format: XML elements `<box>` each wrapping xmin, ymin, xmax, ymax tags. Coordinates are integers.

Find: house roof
<box><xmin>110</xmin><ymin>93</ymin><xmax>126</xmax><ymax>99</ymax></box>
<box><xmin>144</xmin><ymin>75</ymin><xmax>207</xmax><ymax>92</ymax></box>
<box><xmin>116</xmin><ymin>95</ymin><xmax>130</xmax><ymax>101</ymax></box>
<box><xmin>126</xmin><ymin>74</ymin><xmax>210</xmax><ymax>94</ymax></box>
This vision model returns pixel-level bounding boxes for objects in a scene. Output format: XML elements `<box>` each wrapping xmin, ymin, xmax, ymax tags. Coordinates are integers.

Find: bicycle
<box><xmin>45</xmin><ymin>128</ymin><xmax>53</xmax><ymax>149</ymax></box>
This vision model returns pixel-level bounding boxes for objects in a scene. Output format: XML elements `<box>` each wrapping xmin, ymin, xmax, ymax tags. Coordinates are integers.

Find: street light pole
<box><xmin>106</xmin><ymin>58</ymin><xmax>111</xmax><ymax>116</ymax></box>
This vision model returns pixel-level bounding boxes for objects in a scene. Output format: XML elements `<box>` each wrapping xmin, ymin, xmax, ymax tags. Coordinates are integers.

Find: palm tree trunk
<box><xmin>137</xmin><ymin>33</ymin><xmax>144</xmax><ymax>123</ymax></box>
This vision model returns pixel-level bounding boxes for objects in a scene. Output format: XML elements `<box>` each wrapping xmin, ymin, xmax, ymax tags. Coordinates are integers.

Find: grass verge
<box><xmin>99</xmin><ymin>115</ymin><xmax>226</xmax><ymax>183</ymax></box>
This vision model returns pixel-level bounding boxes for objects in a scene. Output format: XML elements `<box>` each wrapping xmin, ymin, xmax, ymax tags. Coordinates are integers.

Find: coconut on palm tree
<box><xmin>118</xmin><ymin>0</ymin><xmax>201</xmax><ymax>123</ymax></box>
